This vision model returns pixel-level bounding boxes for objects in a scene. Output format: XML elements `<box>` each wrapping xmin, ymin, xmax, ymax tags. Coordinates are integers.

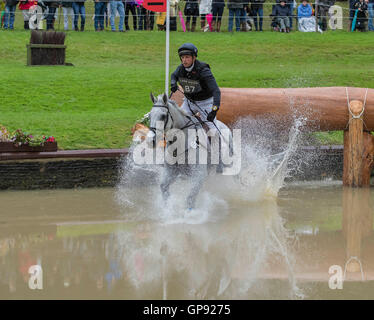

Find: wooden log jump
<box><xmin>172</xmin><ymin>86</ymin><xmax>374</xmax><ymax>186</ymax></box>
<box><xmin>172</xmin><ymin>87</ymin><xmax>374</xmax><ymax>131</ymax></box>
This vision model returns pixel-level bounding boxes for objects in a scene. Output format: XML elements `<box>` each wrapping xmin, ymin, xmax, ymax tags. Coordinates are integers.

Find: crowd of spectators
<box><xmin>1</xmin><ymin>0</ymin><xmax>373</xmax><ymax>32</ymax></box>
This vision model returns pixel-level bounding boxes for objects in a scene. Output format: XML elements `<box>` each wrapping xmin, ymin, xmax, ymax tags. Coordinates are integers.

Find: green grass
<box><xmin>0</xmin><ymin>29</ymin><xmax>373</xmax><ymax>149</ymax></box>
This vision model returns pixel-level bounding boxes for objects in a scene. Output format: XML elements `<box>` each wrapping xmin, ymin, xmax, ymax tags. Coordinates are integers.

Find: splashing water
<box><xmin>116</xmin><ymin>115</ymin><xmax>305</xmax><ymax>221</ymax></box>
<box><xmin>113</xmin><ymin>114</ymin><xmax>309</xmax><ymax>299</ymax></box>
<box><xmin>214</xmin><ymin>115</ymin><xmax>305</xmax><ymax>203</ymax></box>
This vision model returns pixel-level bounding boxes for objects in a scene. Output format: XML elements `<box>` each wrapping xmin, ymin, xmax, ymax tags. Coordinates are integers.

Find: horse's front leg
<box><xmin>186</xmin><ymin>166</ymin><xmax>208</xmax><ymax>210</ymax></box>
<box><xmin>160</xmin><ymin>165</ymin><xmax>178</xmax><ymax>203</ymax></box>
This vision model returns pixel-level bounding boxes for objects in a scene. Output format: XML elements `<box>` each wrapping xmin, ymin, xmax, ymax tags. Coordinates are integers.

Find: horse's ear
<box><xmin>162</xmin><ymin>93</ymin><xmax>168</xmax><ymax>105</ymax></box>
<box><xmin>150</xmin><ymin>92</ymin><xmax>156</xmax><ymax>104</ymax></box>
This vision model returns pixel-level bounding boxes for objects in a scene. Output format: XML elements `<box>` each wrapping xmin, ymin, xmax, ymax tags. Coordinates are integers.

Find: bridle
<box><xmin>149</xmin><ymin>102</ymin><xmax>200</xmax><ymax>134</ymax></box>
<box><xmin>149</xmin><ymin>103</ymin><xmax>174</xmax><ymax>133</ymax></box>
<box><xmin>148</xmin><ymin>101</ymin><xmax>207</xmax><ymax>156</ymax></box>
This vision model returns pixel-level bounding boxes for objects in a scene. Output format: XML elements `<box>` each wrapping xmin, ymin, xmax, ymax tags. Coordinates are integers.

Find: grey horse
<box><xmin>146</xmin><ymin>93</ymin><xmax>232</xmax><ymax>210</ymax></box>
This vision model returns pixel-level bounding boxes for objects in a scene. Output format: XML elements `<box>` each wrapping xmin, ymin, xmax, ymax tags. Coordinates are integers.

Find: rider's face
<box><xmin>180</xmin><ymin>55</ymin><xmax>195</xmax><ymax>68</ymax></box>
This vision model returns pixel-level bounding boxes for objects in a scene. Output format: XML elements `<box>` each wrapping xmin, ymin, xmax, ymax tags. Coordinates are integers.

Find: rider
<box><xmin>170</xmin><ymin>43</ymin><xmax>221</xmax><ymax>131</ymax></box>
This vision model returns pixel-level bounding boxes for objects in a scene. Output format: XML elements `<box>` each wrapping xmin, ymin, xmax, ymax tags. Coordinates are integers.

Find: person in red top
<box><xmin>18</xmin><ymin>0</ymin><xmax>36</xmax><ymax>29</ymax></box>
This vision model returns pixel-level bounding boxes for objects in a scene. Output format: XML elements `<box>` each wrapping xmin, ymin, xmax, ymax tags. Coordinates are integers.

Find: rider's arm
<box><xmin>200</xmin><ymin>67</ymin><xmax>221</xmax><ymax>108</ymax></box>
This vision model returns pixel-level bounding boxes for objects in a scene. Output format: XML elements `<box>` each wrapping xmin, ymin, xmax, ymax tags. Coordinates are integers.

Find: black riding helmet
<box><xmin>178</xmin><ymin>43</ymin><xmax>198</xmax><ymax>58</ymax></box>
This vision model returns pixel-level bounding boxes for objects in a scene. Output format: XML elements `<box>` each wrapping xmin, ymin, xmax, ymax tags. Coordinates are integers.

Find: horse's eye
<box><xmin>161</xmin><ymin>114</ymin><xmax>166</xmax><ymax>120</ymax></box>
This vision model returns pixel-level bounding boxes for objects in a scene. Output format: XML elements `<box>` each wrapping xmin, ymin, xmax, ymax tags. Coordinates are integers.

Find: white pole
<box><xmin>165</xmin><ymin>0</ymin><xmax>170</xmax><ymax>96</ymax></box>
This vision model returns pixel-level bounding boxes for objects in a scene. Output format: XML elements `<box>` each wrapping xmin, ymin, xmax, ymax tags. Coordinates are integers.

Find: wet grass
<box><xmin>0</xmin><ymin>30</ymin><xmax>373</xmax><ymax>149</ymax></box>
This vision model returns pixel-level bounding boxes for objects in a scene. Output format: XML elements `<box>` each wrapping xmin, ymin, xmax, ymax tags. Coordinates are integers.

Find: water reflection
<box><xmin>115</xmin><ymin>200</ymin><xmax>302</xmax><ymax>299</ymax></box>
<box><xmin>279</xmin><ymin>185</ymin><xmax>374</xmax><ymax>286</ymax></box>
<box><xmin>0</xmin><ymin>186</ymin><xmax>373</xmax><ymax>299</ymax></box>
<box><xmin>342</xmin><ymin>187</ymin><xmax>373</xmax><ymax>279</ymax></box>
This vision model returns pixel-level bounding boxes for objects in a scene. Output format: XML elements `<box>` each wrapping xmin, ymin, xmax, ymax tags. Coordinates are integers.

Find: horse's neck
<box><xmin>168</xmin><ymin>102</ymin><xmax>190</xmax><ymax>129</ymax></box>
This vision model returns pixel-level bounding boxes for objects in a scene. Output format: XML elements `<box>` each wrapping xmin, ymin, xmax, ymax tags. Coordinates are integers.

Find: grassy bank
<box><xmin>0</xmin><ymin>30</ymin><xmax>373</xmax><ymax>149</ymax></box>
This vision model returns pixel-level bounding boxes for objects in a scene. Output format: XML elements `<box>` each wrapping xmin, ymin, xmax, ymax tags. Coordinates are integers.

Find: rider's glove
<box><xmin>171</xmin><ymin>83</ymin><xmax>178</xmax><ymax>93</ymax></box>
<box><xmin>207</xmin><ymin>106</ymin><xmax>219</xmax><ymax>122</ymax></box>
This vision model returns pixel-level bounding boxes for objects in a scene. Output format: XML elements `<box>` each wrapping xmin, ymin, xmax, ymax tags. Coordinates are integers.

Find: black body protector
<box><xmin>171</xmin><ymin>60</ymin><xmax>221</xmax><ymax>107</ymax></box>
<box><xmin>171</xmin><ymin>43</ymin><xmax>221</xmax><ymax>108</ymax></box>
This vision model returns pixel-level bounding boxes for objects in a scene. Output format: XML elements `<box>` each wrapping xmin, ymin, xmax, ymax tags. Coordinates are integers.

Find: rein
<box><xmin>149</xmin><ymin>100</ymin><xmax>208</xmax><ymax>157</ymax></box>
<box><xmin>176</xmin><ymin>88</ymin><xmax>225</xmax><ymax>139</ymax></box>
<box><xmin>150</xmin><ymin>102</ymin><xmax>201</xmax><ymax>132</ymax></box>
<box><xmin>174</xmin><ymin>89</ymin><xmax>232</xmax><ymax>150</ymax></box>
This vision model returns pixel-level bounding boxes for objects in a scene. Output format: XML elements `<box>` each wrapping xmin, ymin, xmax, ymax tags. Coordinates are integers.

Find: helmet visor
<box><xmin>178</xmin><ymin>50</ymin><xmax>195</xmax><ymax>57</ymax></box>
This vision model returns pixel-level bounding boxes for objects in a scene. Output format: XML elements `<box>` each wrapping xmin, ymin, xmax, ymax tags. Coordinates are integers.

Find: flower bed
<box><xmin>0</xmin><ymin>126</ymin><xmax>57</xmax><ymax>153</ymax></box>
<box><xmin>0</xmin><ymin>141</ymin><xmax>58</xmax><ymax>152</ymax></box>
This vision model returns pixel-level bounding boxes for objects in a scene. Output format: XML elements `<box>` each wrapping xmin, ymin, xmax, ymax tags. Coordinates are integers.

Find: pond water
<box><xmin>1</xmin><ymin>118</ymin><xmax>373</xmax><ymax>300</ymax></box>
<box><xmin>0</xmin><ymin>181</ymin><xmax>373</xmax><ymax>300</ymax></box>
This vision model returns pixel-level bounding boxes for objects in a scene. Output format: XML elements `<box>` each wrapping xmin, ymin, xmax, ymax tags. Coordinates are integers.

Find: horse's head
<box><xmin>146</xmin><ymin>92</ymin><xmax>172</xmax><ymax>148</ymax></box>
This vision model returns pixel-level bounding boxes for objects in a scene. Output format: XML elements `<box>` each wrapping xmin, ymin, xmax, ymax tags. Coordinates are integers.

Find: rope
<box><xmin>344</xmin><ymin>87</ymin><xmax>368</xmax><ymax>130</ymax></box>
<box><xmin>343</xmin><ymin>256</ymin><xmax>365</xmax><ymax>281</ymax></box>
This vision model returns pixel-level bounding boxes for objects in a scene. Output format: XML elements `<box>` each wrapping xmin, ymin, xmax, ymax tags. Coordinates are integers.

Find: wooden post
<box><xmin>343</xmin><ymin>100</ymin><xmax>365</xmax><ymax>187</ymax></box>
<box><xmin>343</xmin><ymin>99</ymin><xmax>374</xmax><ymax>187</ymax></box>
<box><xmin>27</xmin><ymin>31</ymin><xmax>67</xmax><ymax>66</ymax></box>
<box><xmin>361</xmin><ymin>132</ymin><xmax>374</xmax><ymax>186</ymax></box>
<box><xmin>26</xmin><ymin>44</ymin><xmax>66</xmax><ymax>66</ymax></box>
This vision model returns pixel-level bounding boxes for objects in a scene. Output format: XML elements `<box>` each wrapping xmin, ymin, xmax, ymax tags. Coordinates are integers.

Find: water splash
<box><xmin>116</xmin><ymin>115</ymin><xmax>305</xmax><ymax>221</ymax></box>
<box><xmin>218</xmin><ymin>115</ymin><xmax>305</xmax><ymax>203</ymax></box>
<box><xmin>114</xmin><ymin>113</ymin><xmax>308</xmax><ymax>298</ymax></box>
